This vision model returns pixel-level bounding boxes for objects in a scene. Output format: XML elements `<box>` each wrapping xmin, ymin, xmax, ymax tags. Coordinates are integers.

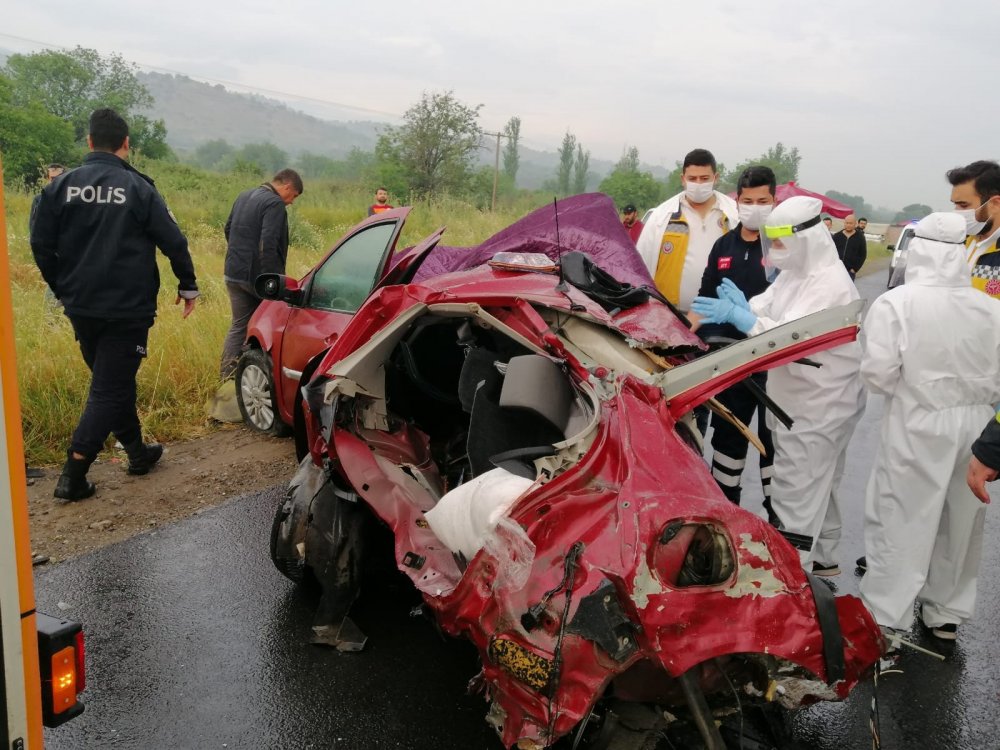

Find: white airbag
<box><xmin>424</xmin><ymin>468</ymin><xmax>534</xmax><ymax>560</ymax></box>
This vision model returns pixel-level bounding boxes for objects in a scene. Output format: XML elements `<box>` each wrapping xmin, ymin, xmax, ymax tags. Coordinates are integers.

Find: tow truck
<box><xmin>1</xmin><ymin>158</ymin><xmax>86</xmax><ymax>749</ymax></box>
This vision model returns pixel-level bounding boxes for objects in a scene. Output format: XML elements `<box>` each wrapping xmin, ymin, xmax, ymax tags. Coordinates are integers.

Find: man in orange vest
<box><xmin>368</xmin><ymin>187</ymin><xmax>393</xmax><ymax>216</ymax></box>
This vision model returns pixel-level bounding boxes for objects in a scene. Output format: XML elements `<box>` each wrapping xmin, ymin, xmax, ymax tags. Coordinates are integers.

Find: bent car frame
<box><xmin>267</xmin><ymin>196</ymin><xmax>883</xmax><ymax>749</ymax></box>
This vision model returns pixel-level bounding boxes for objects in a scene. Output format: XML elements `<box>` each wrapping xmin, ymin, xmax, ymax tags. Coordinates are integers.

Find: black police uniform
<box><xmin>697</xmin><ymin>224</ymin><xmax>774</xmax><ymax>509</ymax></box>
<box><xmin>30</xmin><ymin>151</ymin><xmax>198</xmax><ymax>462</ymax></box>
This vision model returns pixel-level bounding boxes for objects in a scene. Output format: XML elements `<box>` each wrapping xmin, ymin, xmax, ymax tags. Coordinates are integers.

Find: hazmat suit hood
<box><xmin>904</xmin><ymin>212</ymin><xmax>970</xmax><ymax>288</ymax></box>
<box><xmin>763</xmin><ymin>197</ymin><xmax>839</xmax><ymax>275</ymax></box>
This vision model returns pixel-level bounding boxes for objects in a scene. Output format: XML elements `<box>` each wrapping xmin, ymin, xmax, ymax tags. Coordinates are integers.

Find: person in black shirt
<box><xmin>219</xmin><ymin>168</ymin><xmax>303</xmax><ymax>379</ymax></box>
<box><xmin>832</xmin><ymin>214</ymin><xmax>868</xmax><ymax>279</ymax></box>
<box><xmin>692</xmin><ymin>166</ymin><xmax>777</xmax><ymax>521</ymax></box>
<box><xmin>30</xmin><ymin>109</ymin><xmax>199</xmax><ymax>501</ymax></box>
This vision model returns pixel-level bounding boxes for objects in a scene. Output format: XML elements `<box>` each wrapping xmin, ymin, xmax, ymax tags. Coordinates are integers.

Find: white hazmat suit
<box><xmin>750</xmin><ymin>197</ymin><xmax>866</xmax><ymax>569</ymax></box>
<box><xmin>859</xmin><ymin>213</ymin><xmax>1000</xmax><ymax>631</ymax></box>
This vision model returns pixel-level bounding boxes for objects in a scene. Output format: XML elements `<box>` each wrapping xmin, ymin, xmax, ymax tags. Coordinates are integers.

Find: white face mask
<box><xmin>738</xmin><ymin>204</ymin><xmax>773</xmax><ymax>231</ymax></box>
<box><xmin>956</xmin><ymin>208</ymin><xmax>987</xmax><ymax>236</ymax></box>
<box><xmin>684</xmin><ymin>180</ymin><xmax>715</xmax><ymax>204</ymax></box>
<box><xmin>768</xmin><ymin>244</ymin><xmax>793</xmax><ymax>269</ymax></box>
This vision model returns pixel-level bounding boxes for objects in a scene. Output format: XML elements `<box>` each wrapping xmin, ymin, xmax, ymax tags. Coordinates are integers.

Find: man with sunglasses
<box><xmin>690</xmin><ymin>196</ymin><xmax>865</xmax><ymax>578</ymax></box>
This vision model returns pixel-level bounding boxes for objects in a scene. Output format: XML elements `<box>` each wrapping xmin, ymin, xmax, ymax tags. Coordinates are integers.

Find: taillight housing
<box><xmin>651</xmin><ymin>521</ymin><xmax>736</xmax><ymax>588</ymax></box>
<box><xmin>37</xmin><ymin>612</ymin><xmax>86</xmax><ymax>726</ymax></box>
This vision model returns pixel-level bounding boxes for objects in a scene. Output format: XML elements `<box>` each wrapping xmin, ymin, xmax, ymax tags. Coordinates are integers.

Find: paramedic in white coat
<box><xmin>859</xmin><ymin>212</ymin><xmax>1000</xmax><ymax>639</ymax></box>
<box><xmin>690</xmin><ymin>196</ymin><xmax>866</xmax><ymax>575</ymax></box>
<box><xmin>635</xmin><ymin>149</ymin><xmax>739</xmax><ymax>312</ymax></box>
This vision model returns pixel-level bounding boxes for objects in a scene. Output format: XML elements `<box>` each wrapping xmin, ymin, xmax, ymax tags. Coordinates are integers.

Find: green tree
<box><xmin>724</xmin><ymin>142</ymin><xmax>801</xmax><ymax>188</ymax></box>
<box><xmin>228</xmin><ymin>142</ymin><xmax>288</xmax><ymax>176</ymax></box>
<box><xmin>664</xmin><ymin>162</ymin><xmax>683</xmax><ymax>197</ymax></box>
<box><xmin>130</xmin><ymin>116</ymin><xmax>173</xmax><ymax>160</ymax></box>
<box><xmin>826</xmin><ymin>190</ymin><xmax>874</xmax><ymax>217</ymax></box>
<box><xmin>373</xmin><ymin>90</ymin><xmax>482</xmax><ymax>198</ymax></box>
<box><xmin>341</xmin><ymin>147</ymin><xmax>375</xmax><ymax>181</ymax></box>
<box><xmin>572</xmin><ymin>144</ymin><xmax>590</xmax><ymax>194</ymax></box>
<box><xmin>294</xmin><ymin>149</ymin><xmax>373</xmax><ymax>181</ymax></box>
<box><xmin>192</xmin><ymin>139</ymin><xmax>235</xmax><ymax>170</ymax></box>
<box><xmin>599</xmin><ymin>147</ymin><xmax>666</xmax><ymax>211</ymax></box>
<box><xmin>615</xmin><ymin>146</ymin><xmax>641</xmax><ymax>173</ymax></box>
<box><xmin>2</xmin><ymin>47</ymin><xmax>161</xmax><ymax>143</ymax></box>
<box><xmin>893</xmin><ymin>203</ymin><xmax>933</xmax><ymax>222</ymax></box>
<box><xmin>556</xmin><ymin>131</ymin><xmax>577</xmax><ymax>195</ymax></box>
<box><xmin>502</xmin><ymin>116</ymin><xmax>521</xmax><ymax>183</ymax></box>
<box><xmin>0</xmin><ymin>74</ymin><xmax>78</xmax><ymax>185</ymax></box>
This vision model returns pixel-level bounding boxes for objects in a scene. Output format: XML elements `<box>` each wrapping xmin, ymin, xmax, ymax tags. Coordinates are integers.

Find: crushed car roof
<box><xmin>397</xmin><ymin>193</ymin><xmax>656</xmax><ymax>291</ymax></box>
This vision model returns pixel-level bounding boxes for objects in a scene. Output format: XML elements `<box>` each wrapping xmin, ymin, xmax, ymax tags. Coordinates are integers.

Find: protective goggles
<box><xmin>762</xmin><ymin>214</ymin><xmax>821</xmax><ymax>239</ymax></box>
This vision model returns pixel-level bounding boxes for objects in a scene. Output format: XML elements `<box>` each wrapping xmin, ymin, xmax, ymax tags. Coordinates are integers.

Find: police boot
<box><xmin>53</xmin><ymin>453</ymin><xmax>96</xmax><ymax>502</ymax></box>
<box><xmin>124</xmin><ymin>441</ymin><xmax>163</xmax><ymax>476</ymax></box>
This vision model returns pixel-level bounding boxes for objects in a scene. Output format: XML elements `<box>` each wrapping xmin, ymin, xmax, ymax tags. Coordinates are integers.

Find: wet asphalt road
<box><xmin>37</xmin><ymin>270</ymin><xmax>1000</xmax><ymax>750</ymax></box>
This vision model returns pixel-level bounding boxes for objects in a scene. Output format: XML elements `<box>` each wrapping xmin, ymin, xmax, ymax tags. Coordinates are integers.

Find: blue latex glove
<box><xmin>717</xmin><ymin>278</ymin><xmax>750</xmax><ymax>310</ymax></box>
<box><xmin>690</xmin><ymin>296</ymin><xmax>757</xmax><ymax>333</ymax></box>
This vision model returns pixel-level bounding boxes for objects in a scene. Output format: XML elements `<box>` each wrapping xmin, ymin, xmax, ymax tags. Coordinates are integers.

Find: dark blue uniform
<box><xmin>697</xmin><ymin>225</ymin><xmax>774</xmax><ymax>510</ymax></box>
<box><xmin>30</xmin><ymin>151</ymin><xmax>198</xmax><ymax>460</ymax></box>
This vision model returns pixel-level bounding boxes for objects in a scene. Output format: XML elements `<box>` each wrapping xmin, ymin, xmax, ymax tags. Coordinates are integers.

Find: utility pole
<box><xmin>482</xmin><ymin>130</ymin><xmax>510</xmax><ymax>212</ymax></box>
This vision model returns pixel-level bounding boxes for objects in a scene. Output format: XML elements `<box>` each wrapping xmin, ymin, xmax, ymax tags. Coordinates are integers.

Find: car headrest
<box><xmin>499</xmin><ymin>355</ymin><xmax>572</xmax><ymax>432</ymax></box>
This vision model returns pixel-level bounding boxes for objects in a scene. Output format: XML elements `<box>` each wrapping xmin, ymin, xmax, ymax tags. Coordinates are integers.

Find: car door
<box><xmin>276</xmin><ymin>212</ymin><xmax>409</xmax><ymax>415</ymax></box>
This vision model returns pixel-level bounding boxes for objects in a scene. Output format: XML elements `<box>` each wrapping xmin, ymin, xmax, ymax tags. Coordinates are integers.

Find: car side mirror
<box><xmin>255</xmin><ymin>273</ymin><xmax>304</xmax><ymax>306</ymax></box>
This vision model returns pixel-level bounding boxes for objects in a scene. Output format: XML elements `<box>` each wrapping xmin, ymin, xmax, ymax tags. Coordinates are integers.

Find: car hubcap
<box><xmin>241</xmin><ymin>364</ymin><xmax>275</xmax><ymax>429</ymax></box>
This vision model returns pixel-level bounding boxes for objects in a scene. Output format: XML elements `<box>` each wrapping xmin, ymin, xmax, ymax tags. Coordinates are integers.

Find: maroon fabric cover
<box><xmin>405</xmin><ymin>193</ymin><xmax>655</xmax><ymax>289</ymax></box>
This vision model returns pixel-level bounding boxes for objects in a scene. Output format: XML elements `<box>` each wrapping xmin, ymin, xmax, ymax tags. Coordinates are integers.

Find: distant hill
<box><xmin>138</xmin><ymin>72</ymin><xmax>381</xmax><ymax>157</ymax></box>
<box><xmin>0</xmin><ymin>52</ymin><xmax>670</xmax><ymax>191</ymax></box>
<box><xmin>137</xmin><ymin>72</ymin><xmax>675</xmax><ymax>190</ymax></box>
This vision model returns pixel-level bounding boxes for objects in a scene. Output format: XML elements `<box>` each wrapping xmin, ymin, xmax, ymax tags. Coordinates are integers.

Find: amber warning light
<box><xmin>37</xmin><ymin>612</ymin><xmax>86</xmax><ymax>726</ymax></box>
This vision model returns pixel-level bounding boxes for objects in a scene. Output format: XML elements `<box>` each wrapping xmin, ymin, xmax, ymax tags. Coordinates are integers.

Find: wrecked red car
<box><xmin>266</xmin><ymin>195</ymin><xmax>883</xmax><ymax>749</ymax></box>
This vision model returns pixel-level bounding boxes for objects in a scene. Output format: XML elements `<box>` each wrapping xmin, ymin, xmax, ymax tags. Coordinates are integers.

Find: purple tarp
<box><xmin>406</xmin><ymin>193</ymin><xmax>655</xmax><ymax>289</ymax></box>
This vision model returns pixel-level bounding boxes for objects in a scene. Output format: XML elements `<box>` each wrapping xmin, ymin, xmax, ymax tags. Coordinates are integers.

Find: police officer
<box><xmin>30</xmin><ymin>108</ymin><xmax>199</xmax><ymax>501</ymax></box>
<box><xmin>691</xmin><ymin>166</ymin><xmax>777</xmax><ymax>522</ymax></box>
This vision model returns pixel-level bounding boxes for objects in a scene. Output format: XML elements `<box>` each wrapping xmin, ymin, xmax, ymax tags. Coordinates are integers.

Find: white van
<box><xmin>887</xmin><ymin>224</ymin><xmax>917</xmax><ymax>288</ymax></box>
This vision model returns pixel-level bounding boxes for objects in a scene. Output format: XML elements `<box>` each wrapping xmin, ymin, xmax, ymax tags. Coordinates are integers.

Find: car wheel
<box><xmin>236</xmin><ymin>348</ymin><xmax>291</xmax><ymax>436</ymax></box>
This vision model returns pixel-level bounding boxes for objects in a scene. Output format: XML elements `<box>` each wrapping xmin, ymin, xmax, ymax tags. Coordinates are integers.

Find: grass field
<box><xmin>5</xmin><ymin>158</ymin><xmax>541</xmax><ymax>464</ymax></box>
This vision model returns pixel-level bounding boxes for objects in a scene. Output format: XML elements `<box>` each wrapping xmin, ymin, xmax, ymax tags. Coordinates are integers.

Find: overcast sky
<box><xmin>4</xmin><ymin>1</ymin><xmax>998</xmax><ymax>210</ymax></box>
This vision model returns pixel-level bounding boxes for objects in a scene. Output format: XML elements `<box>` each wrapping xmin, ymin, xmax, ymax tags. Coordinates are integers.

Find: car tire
<box><xmin>236</xmin><ymin>348</ymin><xmax>291</xmax><ymax>436</ymax></box>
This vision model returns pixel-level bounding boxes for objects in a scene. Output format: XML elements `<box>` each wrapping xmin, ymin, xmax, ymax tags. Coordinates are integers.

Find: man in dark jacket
<box><xmin>692</xmin><ymin>166</ymin><xmax>777</xmax><ymax>522</ymax></box>
<box><xmin>219</xmin><ymin>168</ymin><xmax>303</xmax><ymax>379</ymax></box>
<box><xmin>30</xmin><ymin>108</ymin><xmax>199</xmax><ymax>501</ymax></box>
<box><xmin>832</xmin><ymin>214</ymin><xmax>868</xmax><ymax>279</ymax></box>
